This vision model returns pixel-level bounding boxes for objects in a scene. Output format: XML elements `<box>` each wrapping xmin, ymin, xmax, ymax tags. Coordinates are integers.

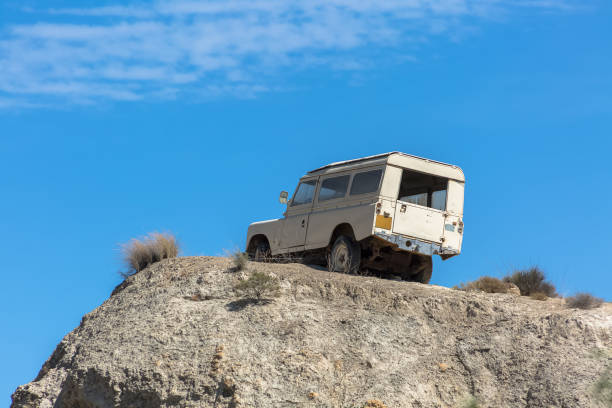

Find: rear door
<box><xmin>392</xmin><ymin>169</ymin><xmax>448</xmax><ymax>243</ymax></box>
<box><xmin>393</xmin><ymin>202</ymin><xmax>445</xmax><ymax>243</ymax></box>
<box><xmin>442</xmin><ymin>180</ymin><xmax>465</xmax><ymax>251</ymax></box>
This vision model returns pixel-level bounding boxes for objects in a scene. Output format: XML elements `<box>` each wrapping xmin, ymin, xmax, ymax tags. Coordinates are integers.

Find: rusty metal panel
<box><xmin>375</xmin><ymin>214</ymin><xmax>392</xmax><ymax>230</ymax></box>
<box><xmin>373</xmin><ymin>231</ymin><xmax>459</xmax><ymax>257</ymax></box>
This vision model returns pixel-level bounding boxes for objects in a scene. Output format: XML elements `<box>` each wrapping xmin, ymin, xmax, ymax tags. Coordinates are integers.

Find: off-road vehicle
<box><xmin>246</xmin><ymin>152</ymin><xmax>465</xmax><ymax>283</ymax></box>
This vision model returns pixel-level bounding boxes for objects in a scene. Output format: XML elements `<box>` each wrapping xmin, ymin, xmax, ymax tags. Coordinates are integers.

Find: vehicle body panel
<box><xmin>392</xmin><ymin>201</ymin><xmax>446</xmax><ymax>244</ymax></box>
<box><xmin>247</xmin><ymin>219</ymin><xmax>283</xmax><ymax>252</ymax></box>
<box><xmin>305</xmin><ymin>165</ymin><xmax>382</xmax><ymax>249</ymax></box>
<box><xmin>279</xmin><ymin>181</ymin><xmax>315</xmax><ymax>250</ymax></box>
<box><xmin>246</xmin><ymin>152</ymin><xmax>465</xmax><ymax>260</ymax></box>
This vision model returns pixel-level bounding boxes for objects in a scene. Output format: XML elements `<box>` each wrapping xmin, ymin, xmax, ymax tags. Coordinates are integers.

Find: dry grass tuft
<box><xmin>228</xmin><ymin>249</ymin><xmax>248</xmax><ymax>272</ymax></box>
<box><xmin>363</xmin><ymin>400</ymin><xmax>387</xmax><ymax>408</ymax></box>
<box><xmin>456</xmin><ymin>276</ymin><xmax>512</xmax><ymax>294</ymax></box>
<box><xmin>566</xmin><ymin>292</ymin><xmax>604</xmax><ymax>310</ymax></box>
<box><xmin>211</xmin><ymin>344</ymin><xmax>224</xmax><ymax>373</ymax></box>
<box><xmin>120</xmin><ymin>232</ymin><xmax>179</xmax><ymax>278</ymax></box>
<box><xmin>234</xmin><ymin>272</ymin><xmax>280</xmax><ymax>301</ymax></box>
<box><xmin>529</xmin><ymin>292</ymin><xmax>549</xmax><ymax>301</ymax></box>
<box><xmin>503</xmin><ymin>266</ymin><xmax>557</xmax><ymax>297</ymax></box>
<box><xmin>456</xmin><ymin>267</ymin><xmax>559</xmax><ymax>300</ymax></box>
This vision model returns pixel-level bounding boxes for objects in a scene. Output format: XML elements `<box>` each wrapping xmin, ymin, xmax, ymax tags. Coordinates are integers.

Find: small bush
<box><xmin>229</xmin><ymin>249</ymin><xmax>248</xmax><ymax>271</ymax></box>
<box><xmin>529</xmin><ymin>292</ymin><xmax>549</xmax><ymax>301</ymax></box>
<box><xmin>593</xmin><ymin>350</ymin><xmax>612</xmax><ymax>405</ymax></box>
<box><xmin>503</xmin><ymin>267</ymin><xmax>557</xmax><ymax>297</ymax></box>
<box><xmin>457</xmin><ymin>276</ymin><xmax>511</xmax><ymax>294</ymax></box>
<box><xmin>459</xmin><ymin>395</ymin><xmax>480</xmax><ymax>408</ymax></box>
<box><xmin>120</xmin><ymin>232</ymin><xmax>179</xmax><ymax>278</ymax></box>
<box><xmin>234</xmin><ymin>272</ymin><xmax>280</xmax><ymax>300</ymax></box>
<box><xmin>566</xmin><ymin>293</ymin><xmax>604</xmax><ymax>310</ymax></box>
<box><xmin>594</xmin><ymin>368</ymin><xmax>612</xmax><ymax>406</ymax></box>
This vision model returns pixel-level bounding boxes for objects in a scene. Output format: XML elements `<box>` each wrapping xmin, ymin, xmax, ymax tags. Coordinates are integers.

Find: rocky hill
<box><xmin>11</xmin><ymin>257</ymin><xmax>612</xmax><ymax>407</ymax></box>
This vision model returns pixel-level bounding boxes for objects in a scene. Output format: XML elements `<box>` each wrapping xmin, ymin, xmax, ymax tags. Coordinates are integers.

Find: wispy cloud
<box><xmin>0</xmin><ymin>0</ymin><xmax>576</xmax><ymax>107</ymax></box>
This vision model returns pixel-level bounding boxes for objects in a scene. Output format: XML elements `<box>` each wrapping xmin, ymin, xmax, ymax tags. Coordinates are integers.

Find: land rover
<box><xmin>246</xmin><ymin>152</ymin><xmax>465</xmax><ymax>283</ymax></box>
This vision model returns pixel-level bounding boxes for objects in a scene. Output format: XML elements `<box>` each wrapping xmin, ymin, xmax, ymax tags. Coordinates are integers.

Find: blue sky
<box><xmin>1</xmin><ymin>0</ymin><xmax>611</xmax><ymax>404</ymax></box>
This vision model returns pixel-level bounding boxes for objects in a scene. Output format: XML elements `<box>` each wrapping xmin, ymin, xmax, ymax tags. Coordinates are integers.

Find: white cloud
<box><xmin>1</xmin><ymin>0</ymin><xmax>576</xmax><ymax>107</ymax></box>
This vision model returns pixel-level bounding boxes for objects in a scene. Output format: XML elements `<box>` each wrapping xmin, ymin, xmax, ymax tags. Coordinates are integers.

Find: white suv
<box><xmin>246</xmin><ymin>152</ymin><xmax>465</xmax><ymax>283</ymax></box>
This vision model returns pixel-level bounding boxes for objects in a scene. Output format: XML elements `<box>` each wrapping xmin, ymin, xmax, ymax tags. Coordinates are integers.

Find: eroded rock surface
<box><xmin>11</xmin><ymin>257</ymin><xmax>612</xmax><ymax>407</ymax></box>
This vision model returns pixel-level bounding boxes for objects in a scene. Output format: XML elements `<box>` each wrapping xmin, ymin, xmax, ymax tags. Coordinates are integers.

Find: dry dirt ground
<box><xmin>11</xmin><ymin>256</ymin><xmax>612</xmax><ymax>408</ymax></box>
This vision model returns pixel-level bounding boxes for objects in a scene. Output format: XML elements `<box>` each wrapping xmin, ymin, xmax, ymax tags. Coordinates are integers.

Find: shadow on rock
<box><xmin>226</xmin><ymin>298</ymin><xmax>273</xmax><ymax>311</ymax></box>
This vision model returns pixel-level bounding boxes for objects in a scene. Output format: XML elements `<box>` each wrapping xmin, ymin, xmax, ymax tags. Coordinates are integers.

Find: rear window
<box><xmin>350</xmin><ymin>169</ymin><xmax>382</xmax><ymax>195</ymax></box>
<box><xmin>398</xmin><ymin>169</ymin><xmax>448</xmax><ymax>211</ymax></box>
<box><xmin>318</xmin><ymin>175</ymin><xmax>350</xmax><ymax>201</ymax></box>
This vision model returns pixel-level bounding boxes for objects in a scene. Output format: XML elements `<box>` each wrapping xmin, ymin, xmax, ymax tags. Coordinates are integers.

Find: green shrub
<box><xmin>459</xmin><ymin>395</ymin><xmax>480</xmax><ymax>408</ymax></box>
<box><xmin>503</xmin><ymin>267</ymin><xmax>557</xmax><ymax>297</ymax></box>
<box><xmin>457</xmin><ymin>276</ymin><xmax>511</xmax><ymax>294</ymax></box>
<box><xmin>592</xmin><ymin>349</ymin><xmax>612</xmax><ymax>405</ymax></box>
<box><xmin>120</xmin><ymin>232</ymin><xmax>179</xmax><ymax>278</ymax></box>
<box><xmin>234</xmin><ymin>272</ymin><xmax>280</xmax><ymax>300</ymax></box>
<box><xmin>594</xmin><ymin>366</ymin><xmax>612</xmax><ymax>405</ymax></box>
<box><xmin>566</xmin><ymin>292</ymin><xmax>604</xmax><ymax>310</ymax></box>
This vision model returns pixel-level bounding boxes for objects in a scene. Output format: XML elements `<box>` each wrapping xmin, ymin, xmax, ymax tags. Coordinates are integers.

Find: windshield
<box><xmin>291</xmin><ymin>179</ymin><xmax>317</xmax><ymax>206</ymax></box>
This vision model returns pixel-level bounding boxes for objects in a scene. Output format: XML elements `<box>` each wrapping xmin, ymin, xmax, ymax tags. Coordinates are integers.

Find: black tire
<box><xmin>329</xmin><ymin>235</ymin><xmax>361</xmax><ymax>274</ymax></box>
<box><xmin>411</xmin><ymin>256</ymin><xmax>433</xmax><ymax>284</ymax></box>
<box><xmin>248</xmin><ymin>238</ymin><xmax>270</xmax><ymax>262</ymax></box>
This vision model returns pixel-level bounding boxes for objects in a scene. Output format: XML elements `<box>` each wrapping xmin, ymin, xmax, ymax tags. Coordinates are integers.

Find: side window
<box><xmin>350</xmin><ymin>169</ymin><xmax>383</xmax><ymax>195</ymax></box>
<box><xmin>431</xmin><ymin>190</ymin><xmax>447</xmax><ymax>211</ymax></box>
<box><xmin>291</xmin><ymin>180</ymin><xmax>317</xmax><ymax>206</ymax></box>
<box><xmin>404</xmin><ymin>192</ymin><xmax>428</xmax><ymax>207</ymax></box>
<box><xmin>318</xmin><ymin>175</ymin><xmax>350</xmax><ymax>202</ymax></box>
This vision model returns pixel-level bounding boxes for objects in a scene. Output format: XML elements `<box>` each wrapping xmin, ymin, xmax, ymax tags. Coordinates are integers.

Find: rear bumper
<box><xmin>374</xmin><ymin>231</ymin><xmax>459</xmax><ymax>258</ymax></box>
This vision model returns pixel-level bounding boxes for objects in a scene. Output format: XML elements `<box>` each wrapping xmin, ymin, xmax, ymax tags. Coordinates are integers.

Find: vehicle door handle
<box><xmin>301</xmin><ymin>219</ymin><xmax>305</xmax><ymax>227</ymax></box>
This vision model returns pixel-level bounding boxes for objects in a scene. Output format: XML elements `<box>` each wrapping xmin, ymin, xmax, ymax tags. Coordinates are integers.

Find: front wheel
<box><xmin>329</xmin><ymin>235</ymin><xmax>361</xmax><ymax>274</ymax></box>
<box><xmin>248</xmin><ymin>239</ymin><xmax>271</xmax><ymax>262</ymax></box>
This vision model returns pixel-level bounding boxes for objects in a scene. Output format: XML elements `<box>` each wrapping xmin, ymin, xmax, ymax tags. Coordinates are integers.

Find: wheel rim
<box><xmin>332</xmin><ymin>243</ymin><xmax>350</xmax><ymax>272</ymax></box>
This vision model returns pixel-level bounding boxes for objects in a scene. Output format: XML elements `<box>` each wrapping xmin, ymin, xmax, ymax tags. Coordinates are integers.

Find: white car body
<box><xmin>246</xmin><ymin>152</ymin><xmax>465</xmax><ymax>279</ymax></box>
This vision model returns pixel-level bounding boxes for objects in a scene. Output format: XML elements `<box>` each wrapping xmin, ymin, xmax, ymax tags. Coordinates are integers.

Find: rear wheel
<box><xmin>329</xmin><ymin>235</ymin><xmax>361</xmax><ymax>274</ymax></box>
<box><xmin>411</xmin><ymin>256</ymin><xmax>433</xmax><ymax>284</ymax></box>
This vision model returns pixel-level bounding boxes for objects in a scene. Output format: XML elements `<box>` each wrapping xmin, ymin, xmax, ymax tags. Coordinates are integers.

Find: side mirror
<box><xmin>279</xmin><ymin>191</ymin><xmax>289</xmax><ymax>204</ymax></box>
